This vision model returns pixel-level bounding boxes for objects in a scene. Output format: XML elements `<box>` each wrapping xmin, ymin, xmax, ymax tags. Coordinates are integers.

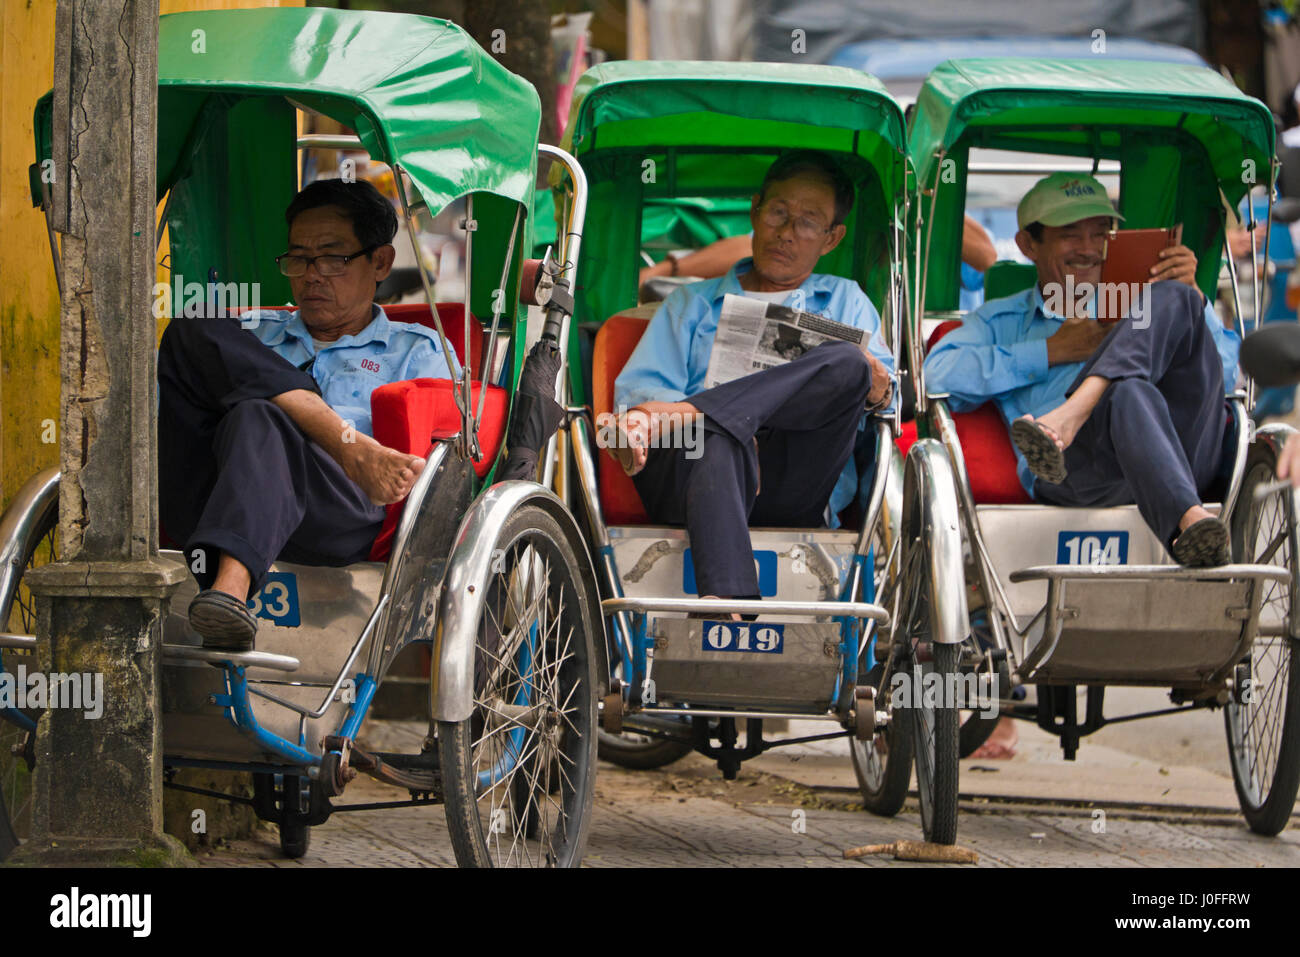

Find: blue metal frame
<box><xmin>476</xmin><ymin>620</ymin><xmax>537</xmax><ymax>790</ymax></box>
<box><xmin>0</xmin><ymin>653</ymin><xmax>38</xmax><ymax>734</ymax></box>
<box><xmin>211</xmin><ymin>663</ymin><xmax>331</xmax><ymax>769</ymax></box>
<box><xmin>612</xmin><ymin>545</ymin><xmax>879</xmax><ymax>715</ymax></box>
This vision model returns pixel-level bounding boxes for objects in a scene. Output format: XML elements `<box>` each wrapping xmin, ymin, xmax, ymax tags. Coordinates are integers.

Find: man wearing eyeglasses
<box><xmin>601</xmin><ymin>150</ymin><xmax>895</xmax><ymax>614</ymax></box>
<box><xmin>157</xmin><ymin>178</ymin><xmax>457</xmax><ymax>651</ymax></box>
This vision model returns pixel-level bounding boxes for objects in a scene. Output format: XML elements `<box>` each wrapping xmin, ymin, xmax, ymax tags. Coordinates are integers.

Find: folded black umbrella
<box><xmin>498</xmin><ymin>338</ymin><xmax>566</xmax><ymax>481</ymax></box>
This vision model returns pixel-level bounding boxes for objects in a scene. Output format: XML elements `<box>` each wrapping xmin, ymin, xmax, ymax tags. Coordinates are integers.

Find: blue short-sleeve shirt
<box><xmin>615</xmin><ymin>258</ymin><xmax>897</xmax><ymax>522</ymax></box>
<box><xmin>922</xmin><ymin>283</ymin><xmax>1240</xmax><ymax>495</ymax></box>
<box><xmin>239</xmin><ymin>304</ymin><xmax>459</xmax><ymax>438</ymax></box>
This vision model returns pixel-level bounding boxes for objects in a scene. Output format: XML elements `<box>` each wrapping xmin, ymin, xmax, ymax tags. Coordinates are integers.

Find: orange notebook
<box><xmin>1097</xmin><ymin>224</ymin><xmax>1182</xmax><ymax>321</ymax></box>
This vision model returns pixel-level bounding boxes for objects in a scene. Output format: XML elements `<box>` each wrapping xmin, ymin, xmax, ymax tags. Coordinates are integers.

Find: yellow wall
<box><xmin>0</xmin><ymin>0</ymin><xmax>301</xmax><ymax>510</ymax></box>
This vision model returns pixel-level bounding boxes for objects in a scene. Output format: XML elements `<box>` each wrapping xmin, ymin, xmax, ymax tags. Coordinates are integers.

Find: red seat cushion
<box><xmin>896</xmin><ymin>320</ymin><xmax>1033</xmax><ymax>505</ymax></box>
<box><xmin>368</xmin><ymin>378</ymin><xmax>509</xmax><ymax>560</ymax></box>
<box><xmin>592</xmin><ymin>313</ymin><xmax>652</xmax><ymax>525</ymax></box>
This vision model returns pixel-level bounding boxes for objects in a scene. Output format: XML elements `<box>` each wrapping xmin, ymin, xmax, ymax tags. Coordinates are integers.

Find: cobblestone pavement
<box><xmin>191</xmin><ymin>722</ymin><xmax>1300</xmax><ymax>868</ymax></box>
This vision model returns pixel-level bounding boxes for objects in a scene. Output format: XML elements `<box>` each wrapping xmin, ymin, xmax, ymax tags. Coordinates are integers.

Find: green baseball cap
<box><xmin>1017</xmin><ymin>172</ymin><xmax>1124</xmax><ymax>229</ymax></box>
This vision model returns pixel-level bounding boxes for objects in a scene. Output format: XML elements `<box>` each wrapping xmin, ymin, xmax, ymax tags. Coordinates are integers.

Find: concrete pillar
<box><xmin>12</xmin><ymin>0</ymin><xmax>187</xmax><ymax>866</ymax></box>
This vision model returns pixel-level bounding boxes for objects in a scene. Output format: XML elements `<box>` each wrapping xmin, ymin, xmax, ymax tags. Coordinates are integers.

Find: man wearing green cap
<box><xmin>924</xmin><ymin>172</ymin><xmax>1241</xmax><ymax>567</ymax></box>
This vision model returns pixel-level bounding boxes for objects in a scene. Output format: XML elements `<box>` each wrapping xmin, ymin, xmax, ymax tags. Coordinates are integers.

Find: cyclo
<box><xmin>0</xmin><ymin>7</ymin><xmax>607</xmax><ymax>867</ymax></box>
<box><xmin>900</xmin><ymin>55</ymin><xmax>1300</xmax><ymax>835</ymax></box>
<box><xmin>550</xmin><ymin>61</ymin><xmax>965</xmax><ymax>844</ymax></box>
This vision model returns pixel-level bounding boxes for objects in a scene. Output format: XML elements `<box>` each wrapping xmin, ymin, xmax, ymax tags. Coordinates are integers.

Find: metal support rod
<box><xmin>248</xmin><ymin>594</ymin><xmax>389</xmax><ymax>720</ymax></box>
<box><xmin>604</xmin><ymin>596</ymin><xmax>890</xmax><ymax>623</ymax></box>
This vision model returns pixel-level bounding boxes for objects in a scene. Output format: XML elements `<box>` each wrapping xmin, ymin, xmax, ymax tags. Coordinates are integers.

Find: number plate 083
<box><xmin>245</xmin><ymin>572</ymin><xmax>301</xmax><ymax>627</ymax></box>
<box><xmin>701</xmin><ymin>622</ymin><xmax>784</xmax><ymax>654</ymax></box>
<box><xmin>1056</xmin><ymin>531</ymin><xmax>1129</xmax><ymax>566</ymax></box>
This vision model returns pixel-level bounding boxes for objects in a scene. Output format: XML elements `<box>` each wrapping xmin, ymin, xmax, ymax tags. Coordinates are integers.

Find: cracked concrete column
<box><xmin>13</xmin><ymin>0</ymin><xmax>187</xmax><ymax>866</ymax></box>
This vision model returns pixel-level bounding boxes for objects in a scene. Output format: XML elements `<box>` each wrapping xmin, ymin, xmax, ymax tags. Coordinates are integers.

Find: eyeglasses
<box><xmin>275</xmin><ymin>244</ymin><xmax>379</xmax><ymax>278</ymax></box>
<box><xmin>757</xmin><ymin>202</ymin><xmax>834</xmax><ymax>242</ymax></box>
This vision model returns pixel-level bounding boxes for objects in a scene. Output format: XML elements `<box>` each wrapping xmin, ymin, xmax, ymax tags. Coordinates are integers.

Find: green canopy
<box><xmin>32</xmin><ymin>7</ymin><xmax>540</xmax><ymax>310</ymax></box>
<box><xmin>908</xmin><ymin>57</ymin><xmax>1276</xmax><ymax>307</ymax></box>
<box><xmin>557</xmin><ymin>61</ymin><xmax>910</xmax><ymax>400</ymax></box>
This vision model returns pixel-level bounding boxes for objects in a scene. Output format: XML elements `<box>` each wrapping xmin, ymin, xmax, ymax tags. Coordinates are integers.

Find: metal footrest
<box><xmin>1010</xmin><ymin>564</ymin><xmax>1289</xmax><ymax>686</ymax></box>
<box><xmin>162</xmin><ymin>643</ymin><xmax>300</xmax><ymax>673</ymax></box>
<box><xmin>602</xmin><ymin>596</ymin><xmax>889</xmax><ymax>624</ymax></box>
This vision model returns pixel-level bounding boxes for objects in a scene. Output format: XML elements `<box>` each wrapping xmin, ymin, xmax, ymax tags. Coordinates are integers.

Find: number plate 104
<box><xmin>701</xmin><ymin>622</ymin><xmax>784</xmax><ymax>654</ymax></box>
<box><xmin>1056</xmin><ymin>531</ymin><xmax>1129</xmax><ymax>566</ymax></box>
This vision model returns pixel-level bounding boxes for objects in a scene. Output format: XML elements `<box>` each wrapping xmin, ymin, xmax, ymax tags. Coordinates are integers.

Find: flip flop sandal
<box><xmin>1011</xmin><ymin>418</ymin><xmax>1068</xmax><ymax>485</ymax></box>
<box><xmin>188</xmin><ymin>589</ymin><xmax>258</xmax><ymax>651</ymax></box>
<box><xmin>1171</xmin><ymin>517</ymin><xmax>1231</xmax><ymax>568</ymax></box>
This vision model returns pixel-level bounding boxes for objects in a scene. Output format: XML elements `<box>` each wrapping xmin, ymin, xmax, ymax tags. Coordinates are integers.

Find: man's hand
<box><xmin>1151</xmin><ymin>244</ymin><xmax>1198</xmax><ymax>287</ymax></box>
<box><xmin>1046</xmin><ymin>316</ymin><xmax>1109</xmax><ymax>366</ymax></box>
<box><xmin>1278</xmin><ymin>434</ymin><xmax>1300</xmax><ymax>488</ymax></box>
<box><xmin>865</xmin><ymin>352</ymin><xmax>892</xmax><ymax>407</ymax></box>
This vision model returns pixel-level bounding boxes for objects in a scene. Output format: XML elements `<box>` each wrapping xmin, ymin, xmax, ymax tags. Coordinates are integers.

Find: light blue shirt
<box><xmin>615</xmin><ymin>258</ymin><xmax>897</xmax><ymax>522</ymax></box>
<box><xmin>922</xmin><ymin>283</ymin><xmax>1241</xmax><ymax>496</ymax></box>
<box><xmin>240</xmin><ymin>304</ymin><xmax>459</xmax><ymax>438</ymax></box>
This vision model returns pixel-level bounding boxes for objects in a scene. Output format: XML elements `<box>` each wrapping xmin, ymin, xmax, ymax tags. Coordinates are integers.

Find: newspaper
<box><xmin>703</xmin><ymin>293</ymin><xmax>865</xmax><ymax>389</ymax></box>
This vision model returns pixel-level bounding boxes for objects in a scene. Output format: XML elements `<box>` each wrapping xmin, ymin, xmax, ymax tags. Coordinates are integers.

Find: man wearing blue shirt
<box><xmin>158</xmin><ymin>179</ymin><xmax>456</xmax><ymax>650</ymax></box>
<box><xmin>602</xmin><ymin>151</ymin><xmax>896</xmax><ymax>610</ymax></box>
<box><xmin>924</xmin><ymin>172</ymin><xmax>1240</xmax><ymax>566</ymax></box>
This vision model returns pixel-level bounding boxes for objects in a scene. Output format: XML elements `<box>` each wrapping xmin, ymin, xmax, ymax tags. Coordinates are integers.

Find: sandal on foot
<box><xmin>1171</xmin><ymin>517</ymin><xmax>1231</xmax><ymax>568</ymax></box>
<box><xmin>1011</xmin><ymin>418</ymin><xmax>1068</xmax><ymax>485</ymax></box>
<box><xmin>189</xmin><ymin>589</ymin><xmax>258</xmax><ymax>651</ymax></box>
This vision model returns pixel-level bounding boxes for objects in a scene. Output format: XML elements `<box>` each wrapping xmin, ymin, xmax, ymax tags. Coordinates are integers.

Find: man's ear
<box><xmin>749</xmin><ymin>192</ymin><xmax>763</xmax><ymax>230</ymax></box>
<box><xmin>822</xmin><ymin>222</ymin><xmax>847</xmax><ymax>256</ymax></box>
<box><xmin>372</xmin><ymin>243</ymin><xmax>396</xmax><ymax>281</ymax></box>
<box><xmin>1014</xmin><ymin>228</ymin><xmax>1038</xmax><ymax>263</ymax></box>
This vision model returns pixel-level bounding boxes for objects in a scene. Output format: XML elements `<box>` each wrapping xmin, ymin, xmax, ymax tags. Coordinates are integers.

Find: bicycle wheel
<box><xmin>958</xmin><ymin>654</ymin><xmax>1011</xmax><ymax>758</ymax></box>
<box><xmin>893</xmin><ymin>443</ymin><xmax>962</xmax><ymax>845</ymax></box>
<box><xmin>850</xmin><ymin>663</ymin><xmax>913</xmax><ymax>816</ymax></box>
<box><xmin>597</xmin><ymin>725</ymin><xmax>692</xmax><ymax>770</ymax></box>
<box><xmin>438</xmin><ymin>504</ymin><xmax>599</xmax><ymax>867</ymax></box>
<box><xmin>597</xmin><ymin>660</ymin><xmax>692</xmax><ymax>769</ymax></box>
<box><xmin>1226</xmin><ymin>439</ymin><xmax>1300</xmax><ymax>836</ymax></box>
<box><xmin>909</xmin><ymin>643</ymin><xmax>960</xmax><ymax>844</ymax></box>
<box><xmin>0</xmin><ymin>491</ymin><xmax>57</xmax><ymax>862</ymax></box>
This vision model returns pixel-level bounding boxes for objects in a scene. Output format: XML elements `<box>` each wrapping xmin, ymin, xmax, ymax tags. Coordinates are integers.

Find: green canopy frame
<box><xmin>908</xmin><ymin>57</ymin><xmax>1277</xmax><ymax>314</ymax></box>
<box><xmin>32</xmin><ymin>7</ymin><xmax>541</xmax><ymax>339</ymax></box>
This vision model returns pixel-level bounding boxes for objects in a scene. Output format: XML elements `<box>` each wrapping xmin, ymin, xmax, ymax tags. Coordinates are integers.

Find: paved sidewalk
<box><xmin>190</xmin><ymin>721</ymin><xmax>1300</xmax><ymax>868</ymax></box>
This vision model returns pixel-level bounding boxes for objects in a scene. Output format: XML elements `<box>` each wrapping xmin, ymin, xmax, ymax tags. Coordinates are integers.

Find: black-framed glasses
<box><xmin>275</xmin><ymin>244</ymin><xmax>379</xmax><ymax>278</ymax></box>
<box><xmin>757</xmin><ymin>201</ymin><xmax>834</xmax><ymax>242</ymax></box>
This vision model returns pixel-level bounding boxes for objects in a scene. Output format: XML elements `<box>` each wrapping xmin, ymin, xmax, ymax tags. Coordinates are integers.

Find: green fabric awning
<box><xmin>910</xmin><ymin>57</ymin><xmax>1274</xmax><ymax>193</ymax></box>
<box><xmin>34</xmin><ymin>7</ymin><xmax>541</xmax><ymax>214</ymax></box>
<box><xmin>907</xmin><ymin>57</ymin><xmax>1275</xmax><ymax>308</ymax></box>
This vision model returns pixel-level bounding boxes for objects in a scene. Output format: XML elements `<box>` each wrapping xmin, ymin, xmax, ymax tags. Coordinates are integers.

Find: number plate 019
<box><xmin>701</xmin><ymin>622</ymin><xmax>784</xmax><ymax>654</ymax></box>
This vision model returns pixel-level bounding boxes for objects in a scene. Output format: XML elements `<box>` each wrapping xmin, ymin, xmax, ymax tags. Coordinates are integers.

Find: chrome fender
<box><xmin>902</xmin><ymin>440</ymin><xmax>968</xmax><ymax>645</ymax></box>
<box><xmin>0</xmin><ymin>467</ymin><xmax>59</xmax><ymax>621</ymax></box>
<box><xmin>431</xmin><ymin>480</ymin><xmax>607</xmax><ymax>723</ymax></box>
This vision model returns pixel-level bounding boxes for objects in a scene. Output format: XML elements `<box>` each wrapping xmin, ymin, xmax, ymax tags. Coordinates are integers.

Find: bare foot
<box><xmin>1027</xmin><ymin>405</ymin><xmax>1087</xmax><ymax>451</ymax></box>
<box><xmin>970</xmin><ymin>715</ymin><xmax>1018</xmax><ymax>760</ymax></box>
<box><xmin>692</xmin><ymin>595</ymin><xmax>743</xmax><ymax>622</ymax></box>
<box><xmin>599</xmin><ymin>408</ymin><xmax>655</xmax><ymax>477</ymax></box>
<box><xmin>341</xmin><ymin>436</ymin><xmax>426</xmax><ymax>505</ymax></box>
<box><xmin>1178</xmin><ymin>503</ymin><xmax>1215</xmax><ymax>533</ymax></box>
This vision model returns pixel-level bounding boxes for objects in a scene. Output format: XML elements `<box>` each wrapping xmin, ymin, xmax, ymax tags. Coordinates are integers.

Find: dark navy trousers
<box><xmin>157</xmin><ymin>317</ymin><xmax>385</xmax><ymax>600</ymax></box>
<box><xmin>1032</xmin><ymin>280</ymin><xmax>1230</xmax><ymax>546</ymax></box>
<box><xmin>632</xmin><ymin>340</ymin><xmax>875</xmax><ymax>597</ymax></box>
